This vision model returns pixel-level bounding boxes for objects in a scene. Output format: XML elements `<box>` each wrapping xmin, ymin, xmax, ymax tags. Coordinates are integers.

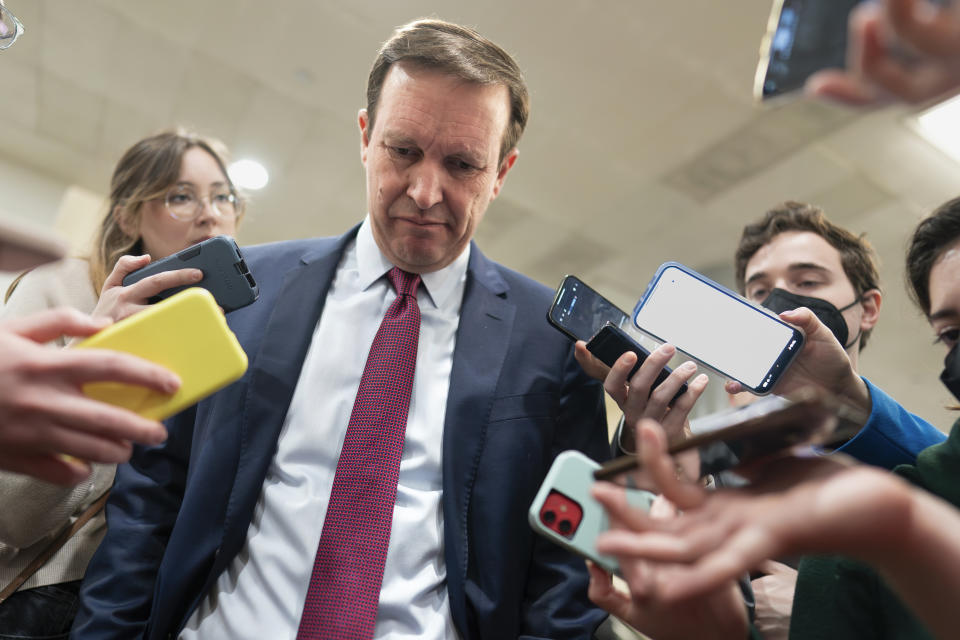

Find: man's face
<box><xmin>927</xmin><ymin>238</ymin><xmax>960</xmax><ymax>354</ymax></box>
<box><xmin>743</xmin><ymin>230</ymin><xmax>867</xmax><ymax>351</ymax></box>
<box><xmin>359</xmin><ymin>63</ymin><xmax>518</xmax><ymax>274</ymax></box>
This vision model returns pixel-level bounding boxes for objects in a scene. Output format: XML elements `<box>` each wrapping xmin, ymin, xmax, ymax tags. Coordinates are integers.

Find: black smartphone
<box><xmin>754</xmin><ymin>0</ymin><xmax>952</xmax><ymax>101</ymax></box>
<box><xmin>593</xmin><ymin>389</ymin><xmax>866</xmax><ymax>480</ymax></box>
<box><xmin>547</xmin><ymin>275</ymin><xmax>632</xmax><ymax>343</ymax></box>
<box><xmin>122</xmin><ymin>235</ymin><xmax>259</xmax><ymax>313</ymax></box>
<box><xmin>586</xmin><ymin>323</ymin><xmax>687</xmax><ymax>403</ymax></box>
<box><xmin>632</xmin><ymin>262</ymin><xmax>804</xmax><ymax>395</ymax></box>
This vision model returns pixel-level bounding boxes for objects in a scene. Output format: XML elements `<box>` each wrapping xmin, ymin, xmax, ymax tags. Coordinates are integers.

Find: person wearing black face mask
<box><xmin>731</xmin><ymin>203</ymin><xmax>947</xmax><ymax>640</ymax></box>
<box><xmin>734</xmin><ymin>202</ymin><xmax>945</xmax><ymax>469</ymax></box>
<box><xmin>760</xmin><ymin>289</ymin><xmax>864</xmax><ymax>351</ymax></box>
<box><xmin>783</xmin><ymin>195</ymin><xmax>960</xmax><ymax>640</ymax></box>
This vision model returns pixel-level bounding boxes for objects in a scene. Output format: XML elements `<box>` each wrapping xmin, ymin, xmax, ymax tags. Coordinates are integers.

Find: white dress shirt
<box><xmin>182</xmin><ymin>218</ymin><xmax>467</xmax><ymax>639</ymax></box>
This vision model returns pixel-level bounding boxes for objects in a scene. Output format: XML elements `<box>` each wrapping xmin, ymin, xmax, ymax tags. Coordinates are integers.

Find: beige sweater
<box><xmin>0</xmin><ymin>258</ymin><xmax>114</xmax><ymax>591</ymax></box>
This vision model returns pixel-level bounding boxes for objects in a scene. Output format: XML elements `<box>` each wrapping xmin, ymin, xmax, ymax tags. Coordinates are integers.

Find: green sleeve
<box><xmin>789</xmin><ymin>555</ymin><xmax>883</xmax><ymax>640</ymax></box>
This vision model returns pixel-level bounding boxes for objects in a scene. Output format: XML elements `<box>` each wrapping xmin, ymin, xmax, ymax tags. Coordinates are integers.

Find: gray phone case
<box><xmin>528</xmin><ymin>450</ymin><xmax>655</xmax><ymax>574</ymax></box>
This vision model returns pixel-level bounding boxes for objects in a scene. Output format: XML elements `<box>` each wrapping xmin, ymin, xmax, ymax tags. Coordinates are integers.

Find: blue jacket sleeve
<box><xmin>834</xmin><ymin>378</ymin><xmax>946</xmax><ymax>469</ymax></box>
<box><xmin>71</xmin><ymin>407</ymin><xmax>195</xmax><ymax>639</ymax></box>
<box><xmin>519</xmin><ymin>348</ymin><xmax>611</xmax><ymax>639</ymax></box>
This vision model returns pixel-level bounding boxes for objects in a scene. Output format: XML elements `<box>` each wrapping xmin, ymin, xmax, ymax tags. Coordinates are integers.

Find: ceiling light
<box><xmin>228</xmin><ymin>159</ymin><xmax>269</xmax><ymax>190</ymax></box>
<box><xmin>913</xmin><ymin>93</ymin><xmax>960</xmax><ymax>165</ymax></box>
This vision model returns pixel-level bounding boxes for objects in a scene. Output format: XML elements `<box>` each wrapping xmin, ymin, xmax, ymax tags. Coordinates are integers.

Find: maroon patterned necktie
<box><xmin>296</xmin><ymin>267</ymin><xmax>421</xmax><ymax>640</ymax></box>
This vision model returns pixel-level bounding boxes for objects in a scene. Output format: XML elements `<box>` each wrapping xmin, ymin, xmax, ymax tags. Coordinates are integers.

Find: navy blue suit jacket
<box><xmin>73</xmin><ymin>227</ymin><xmax>610</xmax><ymax>639</ymax></box>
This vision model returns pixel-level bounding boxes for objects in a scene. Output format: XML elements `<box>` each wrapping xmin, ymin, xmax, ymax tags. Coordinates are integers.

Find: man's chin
<box><xmin>391</xmin><ymin>242</ymin><xmax>452</xmax><ymax>273</ymax></box>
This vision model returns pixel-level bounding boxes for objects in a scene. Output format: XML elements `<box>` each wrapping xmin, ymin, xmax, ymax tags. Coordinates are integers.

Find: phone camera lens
<box><xmin>558</xmin><ymin>520</ymin><xmax>572</xmax><ymax>535</ymax></box>
<box><xmin>543</xmin><ymin>510</ymin><xmax>556</xmax><ymax>524</ymax></box>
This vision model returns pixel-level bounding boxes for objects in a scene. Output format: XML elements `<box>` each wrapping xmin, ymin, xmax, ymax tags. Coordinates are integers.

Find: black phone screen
<box><xmin>760</xmin><ymin>0</ymin><xmax>862</xmax><ymax>99</ymax></box>
<box><xmin>548</xmin><ymin>276</ymin><xmax>631</xmax><ymax>342</ymax></box>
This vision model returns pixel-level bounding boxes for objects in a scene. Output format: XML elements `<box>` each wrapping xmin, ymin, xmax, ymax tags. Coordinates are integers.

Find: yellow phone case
<box><xmin>73</xmin><ymin>287</ymin><xmax>248</xmax><ymax>421</ymax></box>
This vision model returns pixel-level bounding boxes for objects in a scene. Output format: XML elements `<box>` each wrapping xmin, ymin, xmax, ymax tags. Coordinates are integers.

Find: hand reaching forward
<box><xmin>0</xmin><ymin>308</ymin><xmax>179</xmax><ymax>485</ymax></box>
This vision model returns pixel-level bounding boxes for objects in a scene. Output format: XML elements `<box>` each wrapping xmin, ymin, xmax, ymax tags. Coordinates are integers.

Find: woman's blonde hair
<box><xmin>89</xmin><ymin>129</ymin><xmax>244</xmax><ymax>293</ymax></box>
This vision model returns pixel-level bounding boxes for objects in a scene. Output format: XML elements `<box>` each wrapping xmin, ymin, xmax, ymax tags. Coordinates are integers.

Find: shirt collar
<box><xmin>355</xmin><ymin>216</ymin><xmax>470</xmax><ymax>309</ymax></box>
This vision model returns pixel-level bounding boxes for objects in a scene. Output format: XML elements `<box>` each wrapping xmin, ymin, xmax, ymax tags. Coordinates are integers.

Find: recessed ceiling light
<box><xmin>228</xmin><ymin>159</ymin><xmax>269</xmax><ymax>190</ymax></box>
<box><xmin>913</xmin><ymin>93</ymin><xmax>960</xmax><ymax>165</ymax></box>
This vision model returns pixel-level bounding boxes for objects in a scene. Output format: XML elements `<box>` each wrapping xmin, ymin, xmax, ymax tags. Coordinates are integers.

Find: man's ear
<box><xmin>358</xmin><ymin>109</ymin><xmax>370</xmax><ymax>165</ymax></box>
<box><xmin>859</xmin><ymin>288</ymin><xmax>882</xmax><ymax>331</ymax></box>
<box><xmin>491</xmin><ymin>148</ymin><xmax>519</xmax><ymax>200</ymax></box>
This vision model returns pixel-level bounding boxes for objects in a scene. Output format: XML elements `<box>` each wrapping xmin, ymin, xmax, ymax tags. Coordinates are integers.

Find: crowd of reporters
<box><xmin>1</xmin><ymin>0</ymin><xmax>960</xmax><ymax>638</ymax></box>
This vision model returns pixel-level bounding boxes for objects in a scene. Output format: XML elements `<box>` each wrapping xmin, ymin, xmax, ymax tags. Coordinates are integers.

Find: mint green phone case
<box><xmin>528</xmin><ymin>450</ymin><xmax>655</xmax><ymax>574</ymax></box>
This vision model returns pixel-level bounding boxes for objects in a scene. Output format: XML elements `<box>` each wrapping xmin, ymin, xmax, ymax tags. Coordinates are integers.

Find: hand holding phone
<box><xmin>633</xmin><ymin>262</ymin><xmax>804</xmax><ymax>395</ymax></box>
<box><xmin>549</xmin><ymin>275</ymin><xmax>685</xmax><ymax>400</ymax></box>
<box><xmin>586</xmin><ymin>323</ymin><xmax>687</xmax><ymax>403</ymax></box>
<box><xmin>593</xmin><ymin>388</ymin><xmax>866</xmax><ymax>481</ymax></box>
<box><xmin>755</xmin><ymin>0</ymin><xmax>954</xmax><ymax>102</ymax></box>
<box><xmin>528</xmin><ymin>450</ymin><xmax>656</xmax><ymax>574</ymax></box>
<box><xmin>73</xmin><ymin>288</ymin><xmax>248</xmax><ymax>421</ymax></box>
<box><xmin>122</xmin><ymin>235</ymin><xmax>258</xmax><ymax>313</ymax></box>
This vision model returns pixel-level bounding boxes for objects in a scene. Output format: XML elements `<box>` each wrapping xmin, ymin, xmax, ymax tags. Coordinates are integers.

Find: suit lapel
<box><xmin>442</xmin><ymin>245</ymin><xmax>515</xmax><ymax>632</ymax></box>
<box><xmin>218</xmin><ymin>228</ymin><xmax>358</xmax><ymax>561</ymax></box>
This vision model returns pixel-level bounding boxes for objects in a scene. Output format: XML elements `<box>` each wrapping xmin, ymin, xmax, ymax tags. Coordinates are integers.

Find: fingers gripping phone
<box><xmin>122</xmin><ymin>235</ymin><xmax>259</xmax><ymax>313</ymax></box>
<box><xmin>633</xmin><ymin>262</ymin><xmax>804</xmax><ymax>395</ymax></box>
<box><xmin>586</xmin><ymin>323</ymin><xmax>687</xmax><ymax>403</ymax></box>
<box><xmin>548</xmin><ymin>275</ymin><xmax>686</xmax><ymax>400</ymax></box>
<box><xmin>73</xmin><ymin>288</ymin><xmax>248</xmax><ymax>421</ymax></box>
<box><xmin>593</xmin><ymin>388</ymin><xmax>867</xmax><ymax>481</ymax></box>
<box><xmin>528</xmin><ymin>450</ymin><xmax>656</xmax><ymax>574</ymax></box>
<box><xmin>754</xmin><ymin>0</ymin><xmax>953</xmax><ymax>101</ymax></box>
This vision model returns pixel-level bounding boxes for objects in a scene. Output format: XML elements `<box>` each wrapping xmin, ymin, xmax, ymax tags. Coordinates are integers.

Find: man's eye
<box><xmin>935</xmin><ymin>328</ymin><xmax>960</xmax><ymax>347</ymax></box>
<box><xmin>390</xmin><ymin>146</ymin><xmax>414</xmax><ymax>157</ymax></box>
<box><xmin>449</xmin><ymin>158</ymin><xmax>476</xmax><ymax>172</ymax></box>
<box><xmin>749</xmin><ymin>288</ymin><xmax>768</xmax><ymax>301</ymax></box>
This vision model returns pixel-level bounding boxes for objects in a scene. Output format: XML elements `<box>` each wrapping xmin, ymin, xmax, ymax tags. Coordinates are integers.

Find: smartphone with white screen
<box><xmin>754</xmin><ymin>0</ymin><xmax>953</xmax><ymax>101</ymax></box>
<box><xmin>632</xmin><ymin>262</ymin><xmax>804</xmax><ymax>394</ymax></box>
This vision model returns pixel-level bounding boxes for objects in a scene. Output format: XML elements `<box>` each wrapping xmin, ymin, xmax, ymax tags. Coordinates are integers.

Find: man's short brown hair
<box><xmin>365</xmin><ymin>18</ymin><xmax>530</xmax><ymax>166</ymax></box>
<box><xmin>734</xmin><ymin>201</ymin><xmax>881</xmax><ymax>349</ymax></box>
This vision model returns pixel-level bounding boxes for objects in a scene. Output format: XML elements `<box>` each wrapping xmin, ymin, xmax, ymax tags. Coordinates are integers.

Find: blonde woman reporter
<box><xmin>0</xmin><ymin>130</ymin><xmax>242</xmax><ymax>638</ymax></box>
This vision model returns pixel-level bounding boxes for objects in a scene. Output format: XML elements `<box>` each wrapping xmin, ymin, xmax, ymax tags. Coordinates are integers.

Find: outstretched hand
<box><xmin>806</xmin><ymin>0</ymin><xmax>960</xmax><ymax>105</ymax></box>
<box><xmin>0</xmin><ymin>308</ymin><xmax>178</xmax><ymax>485</ymax></box>
<box><xmin>592</xmin><ymin>420</ymin><xmax>912</xmax><ymax>602</ymax></box>
<box><xmin>725</xmin><ymin>307</ymin><xmax>871</xmax><ymax>420</ymax></box>
<box><xmin>575</xmin><ymin>340</ymin><xmax>708</xmax><ymax>455</ymax></box>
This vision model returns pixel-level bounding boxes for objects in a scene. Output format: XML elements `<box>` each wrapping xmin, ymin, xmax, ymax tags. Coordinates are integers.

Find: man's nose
<box><xmin>406</xmin><ymin>164</ymin><xmax>443</xmax><ymax>211</ymax></box>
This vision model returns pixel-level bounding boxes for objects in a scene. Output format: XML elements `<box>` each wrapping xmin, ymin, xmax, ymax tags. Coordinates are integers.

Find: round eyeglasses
<box><xmin>164</xmin><ymin>185</ymin><xmax>239</xmax><ymax>222</ymax></box>
<box><xmin>0</xmin><ymin>2</ymin><xmax>25</xmax><ymax>51</ymax></box>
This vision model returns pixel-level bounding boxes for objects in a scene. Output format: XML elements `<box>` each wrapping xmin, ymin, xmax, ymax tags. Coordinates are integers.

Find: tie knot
<box><xmin>388</xmin><ymin>266</ymin><xmax>420</xmax><ymax>298</ymax></box>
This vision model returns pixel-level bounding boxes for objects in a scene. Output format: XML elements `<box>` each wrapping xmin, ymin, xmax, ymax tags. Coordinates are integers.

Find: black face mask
<box><xmin>941</xmin><ymin>344</ymin><xmax>960</xmax><ymax>403</ymax></box>
<box><xmin>760</xmin><ymin>288</ymin><xmax>861</xmax><ymax>349</ymax></box>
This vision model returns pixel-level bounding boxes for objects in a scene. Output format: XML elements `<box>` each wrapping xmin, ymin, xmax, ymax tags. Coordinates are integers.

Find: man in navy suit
<box><xmin>74</xmin><ymin>18</ymin><xmax>609</xmax><ymax>640</ymax></box>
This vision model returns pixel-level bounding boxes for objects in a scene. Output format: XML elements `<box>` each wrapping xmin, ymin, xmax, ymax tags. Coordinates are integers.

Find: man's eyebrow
<box><xmin>381</xmin><ymin>131</ymin><xmax>418</xmax><ymax>146</ymax></box>
<box><xmin>786</xmin><ymin>262</ymin><xmax>830</xmax><ymax>274</ymax></box>
<box><xmin>929</xmin><ymin>308</ymin><xmax>959</xmax><ymax>323</ymax></box>
<box><xmin>746</xmin><ymin>262</ymin><xmax>830</xmax><ymax>285</ymax></box>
